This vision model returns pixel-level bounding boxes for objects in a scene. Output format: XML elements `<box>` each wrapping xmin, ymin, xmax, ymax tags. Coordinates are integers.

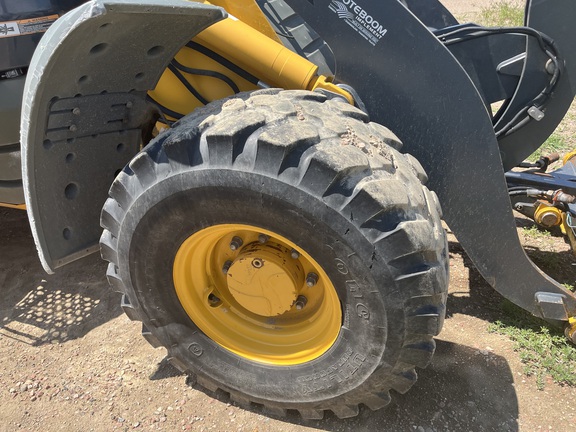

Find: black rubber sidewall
<box><xmin>119</xmin><ymin>169</ymin><xmax>396</xmax><ymax>404</ymax></box>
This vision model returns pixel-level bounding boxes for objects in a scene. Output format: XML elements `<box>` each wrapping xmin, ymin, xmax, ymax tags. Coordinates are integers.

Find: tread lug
<box><xmin>229</xmin><ymin>392</ymin><xmax>252</xmax><ymax>410</ymax></box>
<box><xmin>105</xmin><ymin>263</ymin><xmax>124</xmax><ymax>293</ymax></box>
<box><xmin>167</xmin><ymin>356</ymin><xmax>188</xmax><ymax>373</ymax></box>
<box><xmin>99</xmin><ymin>230</ymin><xmax>118</xmax><ymax>264</ymax></box>
<box><xmin>255</xmin><ymin>121</ymin><xmax>319</xmax><ymax>175</ymax></box>
<box><xmin>389</xmin><ymin>368</ymin><xmax>418</xmax><ymax>394</ymax></box>
<box><xmin>196</xmin><ymin>375</ymin><xmax>219</xmax><ymax>393</ymax></box>
<box><xmin>263</xmin><ymin>406</ymin><xmax>288</xmax><ymax>417</ymax></box>
<box><xmin>344</xmin><ymin>179</ymin><xmax>409</xmax><ymax>230</ymax></box>
<box><xmin>100</xmin><ymin>198</ymin><xmax>122</xmax><ymax>237</ymax></box>
<box><xmin>141</xmin><ymin>324</ymin><xmax>162</xmax><ymax>348</ymax></box>
<box><xmin>204</xmin><ymin>111</ymin><xmax>265</xmax><ymax>166</ymax></box>
<box><xmin>331</xmin><ymin>404</ymin><xmax>360</xmax><ymax>419</ymax></box>
<box><xmin>362</xmin><ymin>392</ymin><xmax>392</xmax><ymax>411</ymax></box>
<box><xmin>298</xmin><ymin>408</ymin><xmax>324</xmax><ymax>420</ymax></box>
<box><xmin>300</xmin><ymin>144</ymin><xmax>371</xmax><ymax>197</ymax></box>
<box><xmin>400</xmin><ymin>338</ymin><xmax>436</xmax><ymax>369</ymax></box>
<box><xmin>108</xmin><ymin>171</ymin><xmax>134</xmax><ymax>210</ymax></box>
<box><xmin>120</xmin><ymin>294</ymin><xmax>138</xmax><ymax>321</ymax></box>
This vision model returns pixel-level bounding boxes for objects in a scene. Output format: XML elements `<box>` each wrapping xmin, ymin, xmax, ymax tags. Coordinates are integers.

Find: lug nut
<box><xmin>306</xmin><ymin>272</ymin><xmax>319</xmax><ymax>287</ymax></box>
<box><xmin>291</xmin><ymin>249</ymin><xmax>300</xmax><ymax>259</ymax></box>
<box><xmin>229</xmin><ymin>236</ymin><xmax>243</xmax><ymax>251</ymax></box>
<box><xmin>295</xmin><ymin>295</ymin><xmax>308</xmax><ymax>310</ymax></box>
<box><xmin>258</xmin><ymin>234</ymin><xmax>269</xmax><ymax>244</ymax></box>
<box><xmin>222</xmin><ymin>260</ymin><xmax>232</xmax><ymax>274</ymax></box>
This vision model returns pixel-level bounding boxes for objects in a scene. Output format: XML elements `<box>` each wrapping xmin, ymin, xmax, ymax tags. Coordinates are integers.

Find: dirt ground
<box><xmin>2</xmin><ymin>1</ymin><xmax>576</xmax><ymax>431</ymax></box>
<box><xmin>4</xmin><ymin>204</ymin><xmax>576</xmax><ymax>432</ymax></box>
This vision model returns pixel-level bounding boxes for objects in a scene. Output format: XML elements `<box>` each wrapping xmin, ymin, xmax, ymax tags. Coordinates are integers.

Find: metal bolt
<box><xmin>545</xmin><ymin>59</ymin><xmax>556</xmax><ymax>75</ymax></box>
<box><xmin>295</xmin><ymin>295</ymin><xmax>308</xmax><ymax>310</ymax></box>
<box><xmin>229</xmin><ymin>236</ymin><xmax>243</xmax><ymax>251</ymax></box>
<box><xmin>540</xmin><ymin>211</ymin><xmax>560</xmax><ymax>227</ymax></box>
<box><xmin>222</xmin><ymin>260</ymin><xmax>232</xmax><ymax>274</ymax></box>
<box><xmin>291</xmin><ymin>249</ymin><xmax>300</xmax><ymax>259</ymax></box>
<box><xmin>72</xmin><ymin>107</ymin><xmax>81</xmax><ymax>116</ymax></box>
<box><xmin>306</xmin><ymin>272</ymin><xmax>319</xmax><ymax>287</ymax></box>
<box><xmin>258</xmin><ymin>234</ymin><xmax>269</xmax><ymax>244</ymax></box>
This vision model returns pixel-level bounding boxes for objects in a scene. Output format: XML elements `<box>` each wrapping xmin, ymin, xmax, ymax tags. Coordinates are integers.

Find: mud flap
<box><xmin>20</xmin><ymin>0</ymin><xmax>225</xmax><ymax>272</ymax></box>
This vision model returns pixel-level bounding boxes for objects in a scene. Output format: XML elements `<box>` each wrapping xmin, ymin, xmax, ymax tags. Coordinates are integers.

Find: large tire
<box><xmin>100</xmin><ymin>89</ymin><xmax>448</xmax><ymax>419</ymax></box>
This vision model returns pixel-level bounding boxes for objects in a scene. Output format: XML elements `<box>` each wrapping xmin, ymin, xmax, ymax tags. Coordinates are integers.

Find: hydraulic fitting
<box><xmin>565</xmin><ymin>317</ymin><xmax>576</xmax><ymax>345</ymax></box>
<box><xmin>534</xmin><ymin>203</ymin><xmax>563</xmax><ymax>228</ymax></box>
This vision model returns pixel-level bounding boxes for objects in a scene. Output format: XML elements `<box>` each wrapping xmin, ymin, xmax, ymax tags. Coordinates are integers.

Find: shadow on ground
<box><xmin>0</xmin><ymin>208</ymin><xmax>121</xmax><ymax>346</ymax></box>
<box><xmin>188</xmin><ymin>339</ymin><xmax>518</xmax><ymax>431</ymax></box>
<box><xmin>0</xmin><ymin>208</ymin><xmax>520</xmax><ymax>431</ymax></box>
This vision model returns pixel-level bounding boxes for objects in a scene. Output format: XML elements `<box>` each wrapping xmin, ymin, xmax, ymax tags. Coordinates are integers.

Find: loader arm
<box><xmin>281</xmin><ymin>0</ymin><xmax>576</xmax><ymax>320</ymax></box>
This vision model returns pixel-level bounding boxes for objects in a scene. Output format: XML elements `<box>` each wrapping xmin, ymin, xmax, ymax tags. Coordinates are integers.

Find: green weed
<box><xmin>488</xmin><ymin>300</ymin><xmax>576</xmax><ymax>389</ymax></box>
<box><xmin>478</xmin><ymin>0</ymin><xmax>524</xmax><ymax>27</ymax></box>
<box><xmin>522</xmin><ymin>225</ymin><xmax>551</xmax><ymax>239</ymax></box>
<box><xmin>528</xmin><ymin>134</ymin><xmax>571</xmax><ymax>162</ymax></box>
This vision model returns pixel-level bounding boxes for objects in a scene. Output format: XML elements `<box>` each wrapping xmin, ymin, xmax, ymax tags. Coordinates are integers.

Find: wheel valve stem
<box><xmin>222</xmin><ymin>260</ymin><xmax>232</xmax><ymax>274</ymax></box>
<box><xmin>230</xmin><ymin>236</ymin><xmax>243</xmax><ymax>251</ymax></box>
<box><xmin>258</xmin><ymin>234</ymin><xmax>269</xmax><ymax>244</ymax></box>
<box><xmin>291</xmin><ymin>249</ymin><xmax>300</xmax><ymax>259</ymax></box>
<box><xmin>295</xmin><ymin>295</ymin><xmax>308</xmax><ymax>310</ymax></box>
<box><xmin>306</xmin><ymin>272</ymin><xmax>319</xmax><ymax>287</ymax></box>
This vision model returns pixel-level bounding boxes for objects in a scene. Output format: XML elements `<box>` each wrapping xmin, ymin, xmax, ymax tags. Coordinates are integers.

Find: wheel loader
<box><xmin>1</xmin><ymin>0</ymin><xmax>576</xmax><ymax>419</ymax></box>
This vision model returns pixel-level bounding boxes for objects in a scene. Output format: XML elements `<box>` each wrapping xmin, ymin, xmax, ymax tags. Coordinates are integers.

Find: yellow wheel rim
<box><xmin>173</xmin><ymin>224</ymin><xmax>342</xmax><ymax>365</ymax></box>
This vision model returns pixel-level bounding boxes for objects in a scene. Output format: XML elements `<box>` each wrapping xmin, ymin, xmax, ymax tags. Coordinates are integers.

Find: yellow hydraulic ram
<box><xmin>0</xmin><ymin>203</ymin><xmax>26</xmax><ymax>210</ymax></box>
<box><xmin>149</xmin><ymin>2</ymin><xmax>353</xmax><ymax>118</ymax></box>
<box><xmin>195</xmin><ymin>16</ymin><xmax>344</xmax><ymax>93</ymax></box>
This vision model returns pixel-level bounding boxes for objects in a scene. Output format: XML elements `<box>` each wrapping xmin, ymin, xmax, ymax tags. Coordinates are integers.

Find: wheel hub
<box><xmin>227</xmin><ymin>243</ymin><xmax>303</xmax><ymax>316</ymax></box>
<box><xmin>172</xmin><ymin>224</ymin><xmax>342</xmax><ymax>365</ymax></box>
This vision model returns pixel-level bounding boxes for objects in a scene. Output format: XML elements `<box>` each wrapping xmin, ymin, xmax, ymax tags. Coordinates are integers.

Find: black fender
<box><xmin>21</xmin><ymin>0</ymin><xmax>225</xmax><ymax>272</ymax></box>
